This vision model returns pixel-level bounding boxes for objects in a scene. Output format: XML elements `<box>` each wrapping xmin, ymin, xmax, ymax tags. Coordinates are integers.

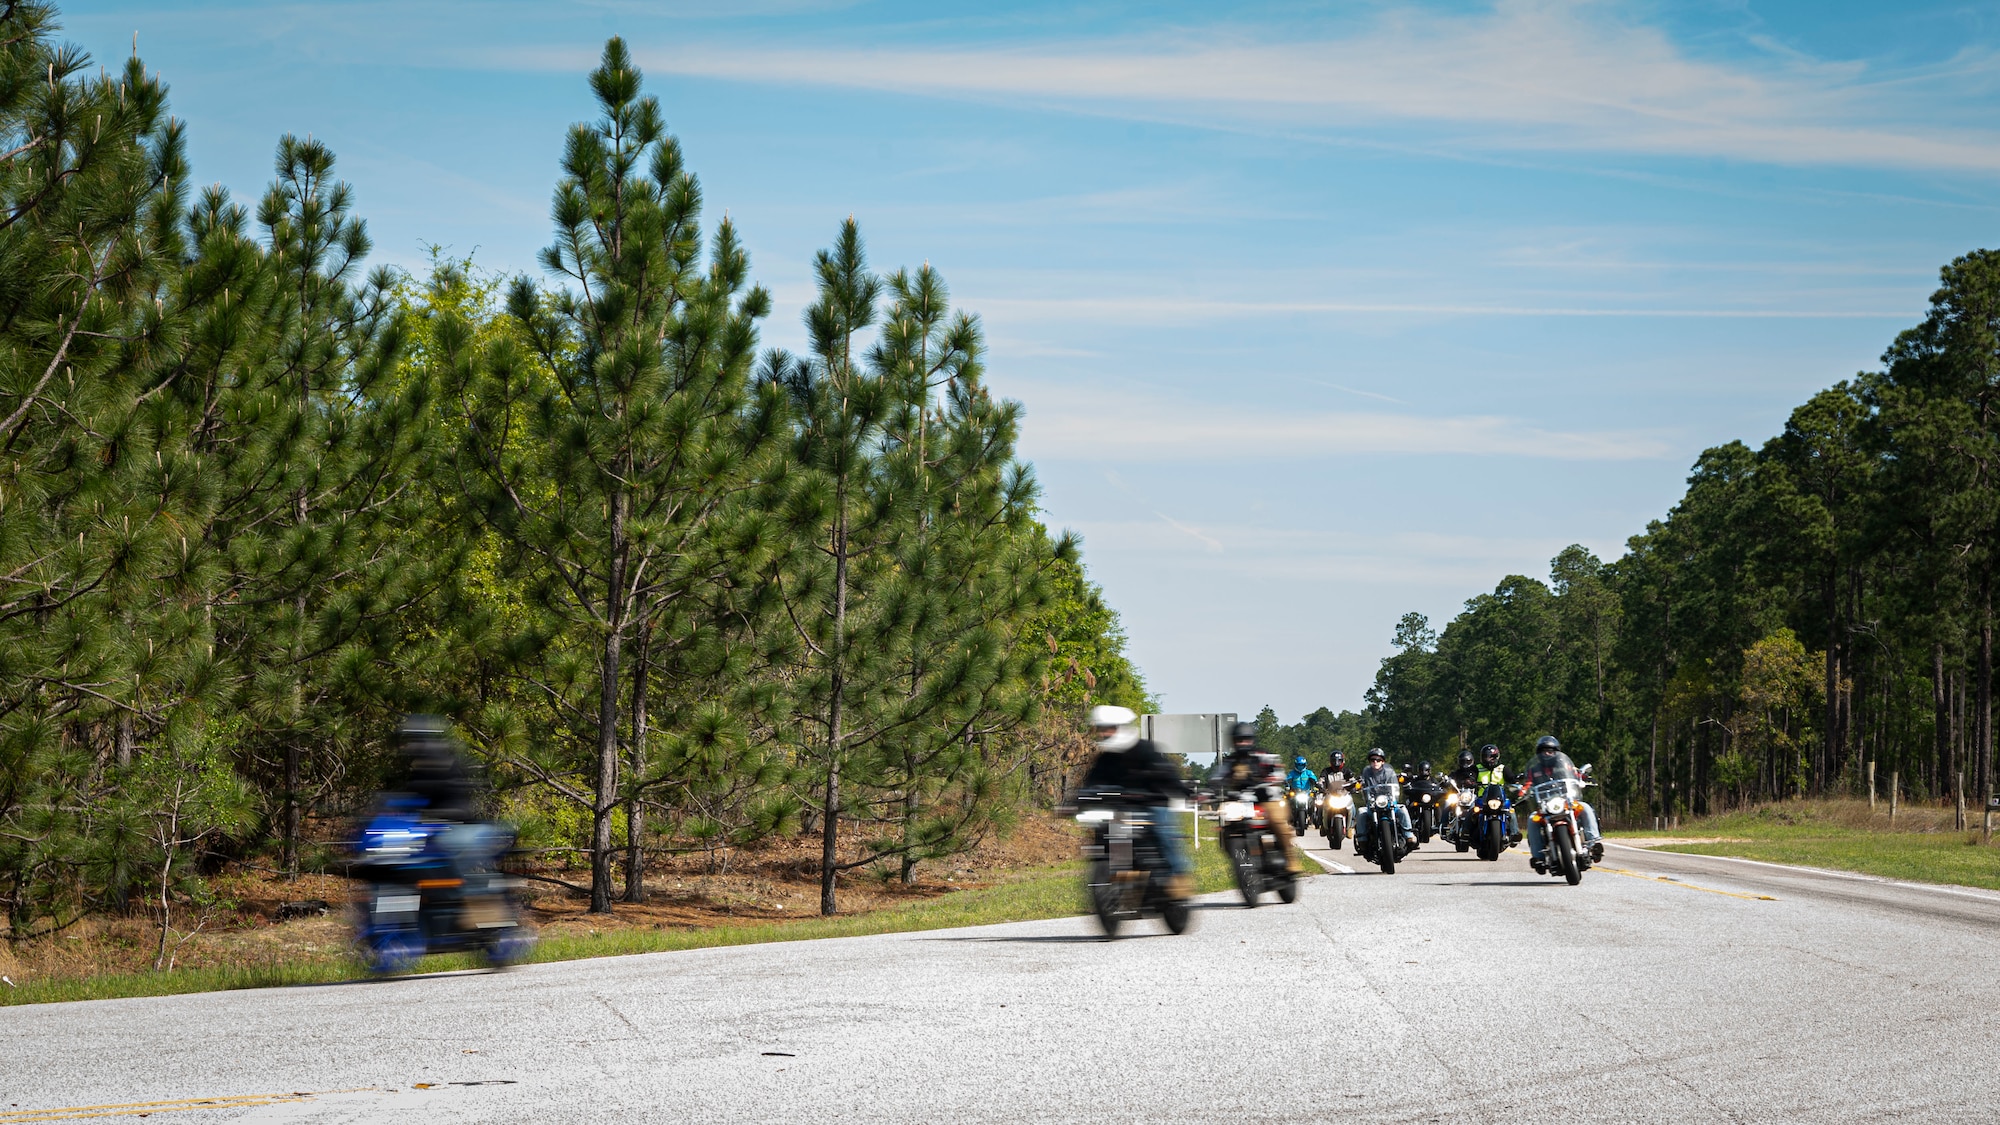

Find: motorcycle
<box><xmin>1529</xmin><ymin>771</ymin><xmax>1596</xmax><ymax>886</ymax></box>
<box><xmin>1216</xmin><ymin>791</ymin><xmax>1300</xmax><ymax>907</ymax></box>
<box><xmin>1439</xmin><ymin>784</ymin><xmax>1470</xmax><ymax>852</ymax></box>
<box><xmin>349</xmin><ymin>804</ymin><xmax>535</xmax><ymax>975</ymax></box>
<box><xmin>1406</xmin><ymin>775</ymin><xmax>1448</xmax><ymax>844</ymax></box>
<box><xmin>1470</xmin><ymin>782</ymin><xmax>1514</xmax><ymax>862</ymax></box>
<box><xmin>1353</xmin><ymin>779</ymin><xmax>1411</xmax><ymax>875</ymax></box>
<box><xmin>1074</xmin><ymin>787</ymin><xmax>1193</xmax><ymax>937</ymax></box>
<box><xmin>1321</xmin><ymin>783</ymin><xmax>1351</xmax><ymax>850</ymax></box>
<box><xmin>1289</xmin><ymin>785</ymin><xmax>1320</xmax><ymax>837</ymax></box>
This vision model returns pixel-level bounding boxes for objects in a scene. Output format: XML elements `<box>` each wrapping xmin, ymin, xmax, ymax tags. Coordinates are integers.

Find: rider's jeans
<box><xmin>1527</xmin><ymin>802</ymin><xmax>1602</xmax><ymax>860</ymax></box>
<box><xmin>1355</xmin><ymin>804</ymin><xmax>1414</xmax><ymax>845</ymax></box>
<box><xmin>1142</xmin><ymin>807</ymin><xmax>1193</xmax><ymax>877</ymax></box>
<box><xmin>437</xmin><ymin>822</ymin><xmax>502</xmax><ymax>873</ymax></box>
<box><xmin>1260</xmin><ymin>801</ymin><xmax>1302</xmax><ymax>872</ymax></box>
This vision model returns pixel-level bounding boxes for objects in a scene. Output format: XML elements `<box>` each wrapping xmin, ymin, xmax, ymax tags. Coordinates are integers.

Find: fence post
<box><xmin>1889</xmin><ymin>772</ymin><xmax>1899</xmax><ymax>828</ymax></box>
<box><xmin>1868</xmin><ymin>760</ymin><xmax>1876</xmax><ymax>811</ymax></box>
<box><xmin>1956</xmin><ymin>772</ymin><xmax>1966</xmax><ymax>831</ymax></box>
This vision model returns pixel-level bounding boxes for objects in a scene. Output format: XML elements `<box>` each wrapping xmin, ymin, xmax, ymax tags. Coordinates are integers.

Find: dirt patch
<box><xmin>0</xmin><ymin>814</ymin><xmax>1082</xmax><ymax>983</ymax></box>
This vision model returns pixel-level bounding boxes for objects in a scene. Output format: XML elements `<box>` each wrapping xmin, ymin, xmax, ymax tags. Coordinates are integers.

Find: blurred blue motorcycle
<box><xmin>349</xmin><ymin>802</ymin><xmax>535</xmax><ymax>975</ymax></box>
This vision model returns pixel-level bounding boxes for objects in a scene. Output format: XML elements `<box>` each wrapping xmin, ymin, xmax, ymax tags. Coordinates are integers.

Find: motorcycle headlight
<box><xmin>1542</xmin><ymin>796</ymin><xmax>1567</xmax><ymax>815</ymax></box>
<box><xmin>1486</xmin><ymin>799</ymin><xmax>1502</xmax><ymax>810</ymax></box>
<box><xmin>1335</xmin><ymin>795</ymin><xmax>1351</xmax><ymax>809</ymax></box>
<box><xmin>1075</xmin><ymin>808</ymin><xmax>1113</xmax><ymax>824</ymax></box>
<box><xmin>1372</xmin><ymin>795</ymin><xmax>1389</xmax><ymax>808</ymax></box>
<box><xmin>1220</xmin><ymin>801</ymin><xmax>1252</xmax><ymax>822</ymax></box>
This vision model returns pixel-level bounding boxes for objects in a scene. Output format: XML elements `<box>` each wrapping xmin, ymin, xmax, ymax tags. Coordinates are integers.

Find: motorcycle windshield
<box><xmin>1364</xmin><ymin>780</ymin><xmax>1400</xmax><ymax>802</ymax></box>
<box><xmin>1531</xmin><ymin>778</ymin><xmax>1581</xmax><ymax>803</ymax></box>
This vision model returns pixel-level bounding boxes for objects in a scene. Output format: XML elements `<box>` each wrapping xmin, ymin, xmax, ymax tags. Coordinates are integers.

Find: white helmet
<box><xmin>1089</xmin><ymin>705</ymin><xmax>1138</xmax><ymax>752</ymax></box>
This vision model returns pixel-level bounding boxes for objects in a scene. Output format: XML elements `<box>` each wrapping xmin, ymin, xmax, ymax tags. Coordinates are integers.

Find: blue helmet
<box><xmin>1294</xmin><ymin>756</ymin><xmax>1307</xmax><ymax>768</ymax></box>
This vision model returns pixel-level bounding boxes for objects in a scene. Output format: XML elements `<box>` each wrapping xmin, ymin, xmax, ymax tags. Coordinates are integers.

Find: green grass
<box><xmin>1609</xmin><ymin>802</ymin><xmax>2000</xmax><ymax>891</ymax></box>
<box><xmin>3</xmin><ymin>813</ymin><xmax>1281</xmax><ymax>1007</ymax></box>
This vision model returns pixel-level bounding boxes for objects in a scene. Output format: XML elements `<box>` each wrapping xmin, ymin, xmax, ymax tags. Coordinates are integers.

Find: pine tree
<box><xmin>432</xmin><ymin>39</ymin><xmax>772</xmax><ymax>912</ymax></box>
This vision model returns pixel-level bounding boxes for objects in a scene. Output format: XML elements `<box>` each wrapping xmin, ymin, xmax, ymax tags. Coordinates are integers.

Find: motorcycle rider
<box><xmin>1351</xmin><ymin>747</ymin><xmax>1416</xmax><ymax>854</ymax></box>
<box><xmin>392</xmin><ymin>714</ymin><xmax>501</xmax><ymax>877</ymax></box>
<box><xmin>1450</xmin><ymin>749</ymin><xmax>1479</xmax><ymax>791</ymax></box>
<box><xmin>1287</xmin><ymin>755</ymin><xmax>1319</xmax><ymax>794</ymax></box>
<box><xmin>1475</xmin><ymin>743</ymin><xmax>1523</xmax><ymax>844</ymax></box>
<box><xmin>1520</xmin><ymin>735</ymin><xmax>1604</xmax><ymax>872</ymax></box>
<box><xmin>1210</xmin><ymin>722</ymin><xmax>1302</xmax><ymax>874</ymax></box>
<box><xmin>1079</xmin><ymin>705</ymin><xmax>1193</xmax><ymax>897</ymax></box>
<box><xmin>1324</xmin><ymin>750</ymin><xmax>1350</xmax><ymax>790</ymax></box>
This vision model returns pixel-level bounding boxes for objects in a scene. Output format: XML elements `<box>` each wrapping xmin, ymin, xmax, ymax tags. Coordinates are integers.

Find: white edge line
<box><xmin>1301</xmin><ymin>846</ymin><xmax>1356</xmax><ymax>875</ymax></box>
<box><xmin>1603</xmin><ymin>842</ymin><xmax>2000</xmax><ymax>905</ymax></box>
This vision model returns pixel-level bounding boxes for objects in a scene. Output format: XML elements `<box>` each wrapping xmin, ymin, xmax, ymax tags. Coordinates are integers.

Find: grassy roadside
<box><xmin>1609</xmin><ymin>800</ymin><xmax>2000</xmax><ymax>891</ymax></box>
<box><xmin>3</xmin><ymin>814</ymin><xmax>1278</xmax><ymax>1008</ymax></box>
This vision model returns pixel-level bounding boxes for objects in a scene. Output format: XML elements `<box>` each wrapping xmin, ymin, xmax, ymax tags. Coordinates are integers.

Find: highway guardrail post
<box><xmin>1889</xmin><ymin>772</ymin><xmax>1898</xmax><ymax>828</ymax></box>
<box><xmin>1868</xmin><ymin>760</ymin><xmax>1876</xmax><ymax>811</ymax></box>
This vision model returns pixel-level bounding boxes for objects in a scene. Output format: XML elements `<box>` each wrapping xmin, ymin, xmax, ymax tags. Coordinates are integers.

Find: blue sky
<box><xmin>58</xmin><ymin>0</ymin><xmax>2000</xmax><ymax>719</ymax></box>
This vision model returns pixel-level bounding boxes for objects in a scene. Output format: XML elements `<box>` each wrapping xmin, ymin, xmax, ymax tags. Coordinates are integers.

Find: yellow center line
<box><xmin>1602</xmin><ymin>867</ymin><xmax>1777</xmax><ymax>901</ymax></box>
<box><xmin>0</xmin><ymin>1089</ymin><xmax>377</xmax><ymax>1122</ymax></box>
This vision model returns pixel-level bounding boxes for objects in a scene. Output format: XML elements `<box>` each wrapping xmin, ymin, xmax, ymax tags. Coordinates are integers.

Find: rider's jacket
<box><xmin>1323</xmin><ymin>769</ymin><xmax>1351</xmax><ymax>793</ymax></box>
<box><xmin>1522</xmin><ymin>751</ymin><xmax>1583</xmax><ymax>790</ymax></box>
<box><xmin>1081</xmin><ymin>738</ymin><xmax>1190</xmax><ymax>804</ymax></box>
<box><xmin>1450</xmin><ymin>766</ymin><xmax>1479</xmax><ymax>790</ymax></box>
<box><xmin>1286</xmin><ymin>766</ymin><xmax>1319</xmax><ymax>792</ymax></box>
<box><xmin>1359</xmin><ymin>762</ymin><xmax>1399</xmax><ymax>794</ymax></box>
<box><xmin>1213</xmin><ymin>745</ymin><xmax>1284</xmax><ymax>802</ymax></box>
<box><xmin>1475</xmin><ymin>764</ymin><xmax>1508</xmax><ymax>788</ymax></box>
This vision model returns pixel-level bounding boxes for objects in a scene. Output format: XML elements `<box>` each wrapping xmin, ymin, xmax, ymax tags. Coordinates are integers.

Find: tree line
<box><xmin>1348</xmin><ymin>251</ymin><xmax>2000</xmax><ymax>824</ymax></box>
<box><xmin>0</xmin><ymin>6</ymin><xmax>1148</xmax><ymax>942</ymax></box>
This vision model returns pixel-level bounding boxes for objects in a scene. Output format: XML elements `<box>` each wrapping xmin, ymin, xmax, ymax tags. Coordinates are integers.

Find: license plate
<box><xmin>1110</xmin><ymin>840</ymin><xmax>1133</xmax><ymax>869</ymax></box>
<box><xmin>373</xmin><ymin>894</ymin><xmax>420</xmax><ymax>914</ymax></box>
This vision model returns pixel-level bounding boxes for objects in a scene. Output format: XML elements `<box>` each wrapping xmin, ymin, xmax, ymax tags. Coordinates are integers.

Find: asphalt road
<box><xmin>6</xmin><ymin>832</ymin><xmax>2000</xmax><ymax>1124</ymax></box>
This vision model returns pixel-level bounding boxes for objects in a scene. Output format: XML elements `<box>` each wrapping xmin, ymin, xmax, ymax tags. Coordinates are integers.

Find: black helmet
<box><xmin>1417</xmin><ymin>760</ymin><xmax>1432</xmax><ymax>776</ymax></box>
<box><xmin>1366</xmin><ymin>747</ymin><xmax>1386</xmax><ymax>761</ymax></box>
<box><xmin>1458</xmin><ymin>749</ymin><xmax>1475</xmax><ymax>769</ymax></box>
<box><xmin>1480</xmin><ymin>743</ymin><xmax>1500</xmax><ymax>766</ymax></box>
<box><xmin>1536</xmin><ymin>735</ymin><xmax>1562</xmax><ymax>755</ymax></box>
<box><xmin>1231</xmin><ymin>721</ymin><xmax>1257</xmax><ymax>745</ymax></box>
<box><xmin>1330</xmin><ymin>751</ymin><xmax>1346</xmax><ymax>769</ymax></box>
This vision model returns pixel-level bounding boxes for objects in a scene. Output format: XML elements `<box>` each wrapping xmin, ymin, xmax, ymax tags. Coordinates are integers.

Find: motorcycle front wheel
<box><xmin>1088</xmin><ymin>859</ymin><xmax>1124</xmax><ymax>937</ymax></box>
<box><xmin>1478</xmin><ymin>820</ymin><xmax>1500</xmax><ymax>861</ymax></box>
<box><xmin>1555</xmin><ymin>826</ymin><xmax>1583</xmax><ymax>885</ymax></box>
<box><xmin>1160</xmin><ymin>895</ymin><xmax>1192</xmax><ymax>935</ymax></box>
<box><xmin>1277</xmin><ymin>874</ymin><xmax>1299</xmax><ymax>904</ymax></box>
<box><xmin>1376</xmin><ymin>818</ymin><xmax>1397</xmax><ymax>875</ymax></box>
<box><xmin>1227</xmin><ymin>837</ymin><xmax>1262</xmax><ymax>907</ymax></box>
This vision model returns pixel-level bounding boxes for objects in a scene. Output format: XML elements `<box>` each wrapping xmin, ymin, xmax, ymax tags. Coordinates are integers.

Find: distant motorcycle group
<box><xmin>1072</xmin><ymin>710</ymin><xmax>1610</xmax><ymax>939</ymax></box>
<box><xmin>1302</xmin><ymin>739</ymin><xmax>1604</xmax><ymax>884</ymax></box>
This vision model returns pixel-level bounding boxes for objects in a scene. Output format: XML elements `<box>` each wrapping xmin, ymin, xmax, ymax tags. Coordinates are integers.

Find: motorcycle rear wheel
<box><xmin>483</xmin><ymin>926</ymin><xmax>536</xmax><ymax>968</ymax></box>
<box><xmin>1556</xmin><ymin>827</ymin><xmax>1582</xmax><ymax>885</ymax></box>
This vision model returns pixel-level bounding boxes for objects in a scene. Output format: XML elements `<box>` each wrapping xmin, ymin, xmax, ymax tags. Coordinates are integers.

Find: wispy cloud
<box><xmin>1012</xmin><ymin>383</ymin><xmax>1670</xmax><ymax>462</ymax></box>
<box><xmin>462</xmin><ymin>0</ymin><xmax>2000</xmax><ymax>174</ymax></box>
<box><xmin>974</xmin><ymin>295</ymin><xmax>1916</xmax><ymax>323</ymax></box>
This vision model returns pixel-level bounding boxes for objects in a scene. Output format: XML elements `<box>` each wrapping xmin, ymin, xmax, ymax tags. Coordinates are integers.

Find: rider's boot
<box><xmin>1589</xmin><ymin>840</ymin><xmax>1604</xmax><ymax>863</ymax></box>
<box><xmin>1165</xmin><ymin>873</ymin><xmax>1193</xmax><ymax>900</ymax></box>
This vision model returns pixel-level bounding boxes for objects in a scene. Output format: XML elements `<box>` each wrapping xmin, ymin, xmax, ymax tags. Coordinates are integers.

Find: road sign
<box><xmin>1987</xmin><ymin>794</ymin><xmax>2000</xmax><ymax>811</ymax></box>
